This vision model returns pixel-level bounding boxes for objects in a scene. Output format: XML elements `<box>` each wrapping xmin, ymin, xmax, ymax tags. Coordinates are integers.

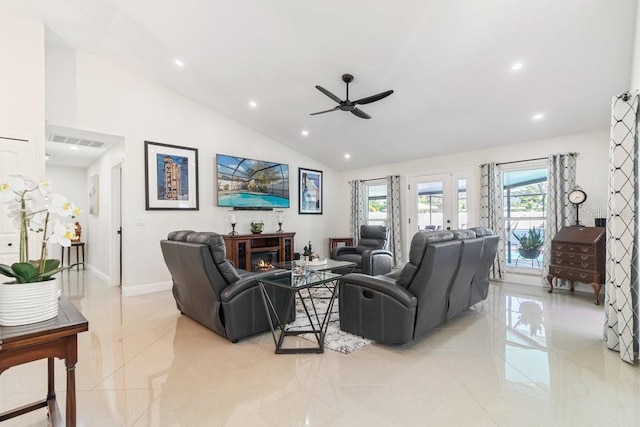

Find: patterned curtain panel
<box><xmin>479</xmin><ymin>163</ymin><xmax>506</xmax><ymax>279</ymax></box>
<box><xmin>386</xmin><ymin>175</ymin><xmax>403</xmax><ymax>266</ymax></box>
<box><xmin>606</xmin><ymin>91</ymin><xmax>639</xmax><ymax>364</ymax></box>
<box><xmin>542</xmin><ymin>153</ymin><xmax>577</xmax><ymax>283</ymax></box>
<box><xmin>349</xmin><ymin>180</ymin><xmax>366</xmax><ymax>242</ymax></box>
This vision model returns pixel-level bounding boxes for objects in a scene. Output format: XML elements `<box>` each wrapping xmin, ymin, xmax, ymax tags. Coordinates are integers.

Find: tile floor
<box><xmin>1</xmin><ymin>271</ymin><xmax>639</xmax><ymax>426</ymax></box>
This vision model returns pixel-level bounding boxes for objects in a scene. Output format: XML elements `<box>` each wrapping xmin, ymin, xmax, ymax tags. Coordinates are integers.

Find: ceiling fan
<box><xmin>310</xmin><ymin>74</ymin><xmax>394</xmax><ymax>119</ymax></box>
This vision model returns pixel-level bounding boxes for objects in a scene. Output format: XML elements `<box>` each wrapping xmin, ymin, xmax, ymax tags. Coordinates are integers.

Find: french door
<box><xmin>408</xmin><ymin>172</ymin><xmax>469</xmax><ymax>234</ymax></box>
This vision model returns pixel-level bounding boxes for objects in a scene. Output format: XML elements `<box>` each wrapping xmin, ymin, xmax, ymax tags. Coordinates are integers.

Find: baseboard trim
<box><xmin>122</xmin><ymin>281</ymin><xmax>172</xmax><ymax>297</ymax></box>
<box><xmin>86</xmin><ymin>265</ymin><xmax>110</xmax><ymax>284</ymax></box>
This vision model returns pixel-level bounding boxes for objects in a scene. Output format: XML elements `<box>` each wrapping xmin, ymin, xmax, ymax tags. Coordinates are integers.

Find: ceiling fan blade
<box><xmin>353</xmin><ymin>90</ymin><xmax>394</xmax><ymax>105</ymax></box>
<box><xmin>351</xmin><ymin>108</ymin><xmax>371</xmax><ymax>119</ymax></box>
<box><xmin>315</xmin><ymin>85</ymin><xmax>342</xmax><ymax>103</ymax></box>
<box><xmin>310</xmin><ymin>106</ymin><xmax>340</xmax><ymax>116</ymax></box>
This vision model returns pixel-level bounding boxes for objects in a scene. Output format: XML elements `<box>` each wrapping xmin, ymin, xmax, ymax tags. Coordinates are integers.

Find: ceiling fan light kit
<box><xmin>310</xmin><ymin>73</ymin><xmax>394</xmax><ymax>119</ymax></box>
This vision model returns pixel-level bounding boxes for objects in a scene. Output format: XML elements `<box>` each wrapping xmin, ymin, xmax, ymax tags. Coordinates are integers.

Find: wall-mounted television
<box><xmin>217</xmin><ymin>154</ymin><xmax>290</xmax><ymax>209</ymax></box>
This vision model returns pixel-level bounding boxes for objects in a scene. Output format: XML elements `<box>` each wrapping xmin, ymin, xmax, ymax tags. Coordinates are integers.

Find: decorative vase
<box><xmin>518</xmin><ymin>248</ymin><xmax>542</xmax><ymax>260</ymax></box>
<box><xmin>0</xmin><ymin>279</ymin><xmax>60</xmax><ymax>326</ymax></box>
<box><xmin>250</xmin><ymin>221</ymin><xmax>264</xmax><ymax>234</ymax></box>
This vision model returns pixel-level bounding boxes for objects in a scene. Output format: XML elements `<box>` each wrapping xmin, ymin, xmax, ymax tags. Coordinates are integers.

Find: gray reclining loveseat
<box><xmin>337</xmin><ymin>228</ymin><xmax>498</xmax><ymax>345</ymax></box>
<box><xmin>160</xmin><ymin>230</ymin><xmax>293</xmax><ymax>342</ymax></box>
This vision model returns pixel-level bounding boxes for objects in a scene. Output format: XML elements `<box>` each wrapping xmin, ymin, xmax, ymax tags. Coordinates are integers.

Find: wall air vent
<box><xmin>48</xmin><ymin>133</ymin><xmax>109</xmax><ymax>149</ymax></box>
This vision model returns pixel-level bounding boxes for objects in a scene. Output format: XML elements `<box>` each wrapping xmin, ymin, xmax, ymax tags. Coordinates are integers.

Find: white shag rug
<box><xmin>286</xmin><ymin>287</ymin><xmax>373</xmax><ymax>354</ymax></box>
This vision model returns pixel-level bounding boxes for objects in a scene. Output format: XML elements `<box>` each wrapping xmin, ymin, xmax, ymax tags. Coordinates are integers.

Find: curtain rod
<box><xmin>496</xmin><ymin>157</ymin><xmax>547</xmax><ymax>166</ymax></box>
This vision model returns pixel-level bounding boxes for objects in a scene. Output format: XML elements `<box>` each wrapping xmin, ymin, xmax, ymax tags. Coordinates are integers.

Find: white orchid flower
<box><xmin>49</xmin><ymin>221</ymin><xmax>76</xmax><ymax>247</ymax></box>
<box><xmin>48</xmin><ymin>194</ymin><xmax>74</xmax><ymax>217</ymax></box>
<box><xmin>0</xmin><ymin>176</ymin><xmax>26</xmax><ymax>203</ymax></box>
<box><xmin>29</xmin><ymin>210</ymin><xmax>48</xmax><ymax>232</ymax></box>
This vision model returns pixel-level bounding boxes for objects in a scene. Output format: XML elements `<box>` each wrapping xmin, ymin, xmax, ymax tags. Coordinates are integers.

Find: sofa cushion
<box><xmin>396</xmin><ymin>231</ymin><xmax>454</xmax><ymax>288</ymax></box>
<box><xmin>186</xmin><ymin>232</ymin><xmax>241</xmax><ymax>284</ymax></box>
<box><xmin>469</xmin><ymin>227</ymin><xmax>493</xmax><ymax>237</ymax></box>
<box><xmin>168</xmin><ymin>230</ymin><xmax>194</xmax><ymax>241</ymax></box>
<box><xmin>451</xmin><ymin>229</ymin><xmax>477</xmax><ymax>240</ymax></box>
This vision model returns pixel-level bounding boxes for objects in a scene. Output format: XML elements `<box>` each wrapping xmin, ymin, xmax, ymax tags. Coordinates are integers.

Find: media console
<box><xmin>223</xmin><ymin>232</ymin><xmax>295</xmax><ymax>271</ymax></box>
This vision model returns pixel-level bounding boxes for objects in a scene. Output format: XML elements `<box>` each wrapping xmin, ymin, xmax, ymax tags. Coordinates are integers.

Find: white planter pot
<box><xmin>0</xmin><ymin>279</ymin><xmax>60</xmax><ymax>326</ymax></box>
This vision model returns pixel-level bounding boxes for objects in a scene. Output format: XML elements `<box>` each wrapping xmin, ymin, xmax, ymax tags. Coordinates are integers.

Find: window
<box><xmin>366</xmin><ymin>180</ymin><xmax>387</xmax><ymax>226</ymax></box>
<box><xmin>503</xmin><ymin>167</ymin><xmax>548</xmax><ymax>271</ymax></box>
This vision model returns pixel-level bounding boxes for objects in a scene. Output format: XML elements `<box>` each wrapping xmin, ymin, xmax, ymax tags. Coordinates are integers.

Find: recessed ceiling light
<box><xmin>301</xmin><ymin>130</ymin><xmax>309</xmax><ymax>136</ymax></box>
<box><xmin>174</xmin><ymin>59</ymin><xmax>184</xmax><ymax>68</ymax></box>
<box><xmin>532</xmin><ymin>113</ymin><xmax>544</xmax><ymax>121</ymax></box>
<box><xmin>248</xmin><ymin>100</ymin><xmax>258</xmax><ymax>109</ymax></box>
<box><xmin>511</xmin><ymin>63</ymin><xmax>523</xmax><ymax>71</ymax></box>
<box><xmin>344</xmin><ymin>153</ymin><xmax>351</xmax><ymax>159</ymax></box>
<box><xmin>69</xmin><ymin>146</ymin><xmax>78</xmax><ymax>150</ymax></box>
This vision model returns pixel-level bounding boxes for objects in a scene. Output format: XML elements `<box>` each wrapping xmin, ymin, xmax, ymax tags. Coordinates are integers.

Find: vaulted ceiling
<box><xmin>22</xmin><ymin>0</ymin><xmax>638</xmax><ymax>170</ymax></box>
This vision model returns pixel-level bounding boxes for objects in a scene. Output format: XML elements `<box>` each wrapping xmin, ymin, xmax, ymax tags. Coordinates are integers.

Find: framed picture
<box><xmin>145</xmin><ymin>141</ymin><xmax>199</xmax><ymax>210</ymax></box>
<box><xmin>89</xmin><ymin>174</ymin><xmax>99</xmax><ymax>214</ymax></box>
<box><xmin>298</xmin><ymin>167</ymin><xmax>323</xmax><ymax>214</ymax></box>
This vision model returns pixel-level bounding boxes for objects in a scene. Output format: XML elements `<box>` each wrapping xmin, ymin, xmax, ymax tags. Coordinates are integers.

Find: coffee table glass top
<box><xmin>272</xmin><ymin>259</ymin><xmax>356</xmax><ymax>272</ymax></box>
<box><xmin>259</xmin><ymin>269</ymin><xmax>342</xmax><ymax>290</ymax></box>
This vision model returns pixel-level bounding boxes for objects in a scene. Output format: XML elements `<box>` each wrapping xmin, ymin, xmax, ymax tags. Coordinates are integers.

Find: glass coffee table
<box><xmin>258</xmin><ymin>260</ymin><xmax>355</xmax><ymax>354</ymax></box>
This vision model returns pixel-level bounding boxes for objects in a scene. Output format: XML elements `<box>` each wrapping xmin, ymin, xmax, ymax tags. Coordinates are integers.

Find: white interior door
<box><xmin>0</xmin><ymin>138</ymin><xmax>29</xmax><ymax>265</ymax></box>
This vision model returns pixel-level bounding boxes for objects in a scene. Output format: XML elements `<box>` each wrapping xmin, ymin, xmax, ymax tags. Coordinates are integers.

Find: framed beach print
<box><xmin>298</xmin><ymin>167</ymin><xmax>323</xmax><ymax>214</ymax></box>
<box><xmin>145</xmin><ymin>141</ymin><xmax>199</xmax><ymax>210</ymax></box>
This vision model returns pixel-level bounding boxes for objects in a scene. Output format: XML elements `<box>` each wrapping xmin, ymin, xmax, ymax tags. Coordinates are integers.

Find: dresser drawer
<box><xmin>552</xmin><ymin>257</ymin><xmax>596</xmax><ymax>270</ymax></box>
<box><xmin>549</xmin><ymin>267</ymin><xmax>601</xmax><ymax>283</ymax></box>
<box><xmin>552</xmin><ymin>250</ymin><xmax>595</xmax><ymax>263</ymax></box>
<box><xmin>552</xmin><ymin>243</ymin><xmax>595</xmax><ymax>254</ymax></box>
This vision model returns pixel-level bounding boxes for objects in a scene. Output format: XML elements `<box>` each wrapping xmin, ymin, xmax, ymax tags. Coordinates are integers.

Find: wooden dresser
<box><xmin>546</xmin><ymin>226</ymin><xmax>606</xmax><ymax>305</ymax></box>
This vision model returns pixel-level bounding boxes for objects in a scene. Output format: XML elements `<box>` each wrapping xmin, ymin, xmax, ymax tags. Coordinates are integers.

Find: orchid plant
<box><xmin>0</xmin><ymin>175</ymin><xmax>80</xmax><ymax>283</ymax></box>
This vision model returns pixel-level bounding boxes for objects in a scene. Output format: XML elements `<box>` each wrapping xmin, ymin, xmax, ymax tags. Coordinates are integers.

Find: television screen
<box><xmin>217</xmin><ymin>154</ymin><xmax>290</xmax><ymax>209</ymax></box>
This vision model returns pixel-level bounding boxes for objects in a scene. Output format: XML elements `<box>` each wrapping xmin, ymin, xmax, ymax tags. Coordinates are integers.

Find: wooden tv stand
<box><xmin>223</xmin><ymin>232</ymin><xmax>295</xmax><ymax>271</ymax></box>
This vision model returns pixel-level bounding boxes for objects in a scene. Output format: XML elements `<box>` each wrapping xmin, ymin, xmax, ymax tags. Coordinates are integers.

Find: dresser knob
<box><xmin>7</xmin><ymin>243</ymin><xmax>12</xmax><ymax>247</ymax></box>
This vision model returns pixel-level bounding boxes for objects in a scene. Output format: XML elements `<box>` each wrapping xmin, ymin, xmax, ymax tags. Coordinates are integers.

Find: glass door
<box><xmin>408</xmin><ymin>172</ymin><xmax>470</xmax><ymax>242</ymax></box>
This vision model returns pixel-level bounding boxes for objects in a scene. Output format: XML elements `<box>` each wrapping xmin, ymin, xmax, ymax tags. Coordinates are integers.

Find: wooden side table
<box><xmin>61</xmin><ymin>242</ymin><xmax>85</xmax><ymax>271</ymax></box>
<box><xmin>0</xmin><ymin>295</ymin><xmax>89</xmax><ymax>426</ymax></box>
<box><xmin>329</xmin><ymin>237</ymin><xmax>354</xmax><ymax>250</ymax></box>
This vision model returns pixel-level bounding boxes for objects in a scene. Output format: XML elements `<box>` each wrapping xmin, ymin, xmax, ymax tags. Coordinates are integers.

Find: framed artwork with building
<box><xmin>144</xmin><ymin>140</ymin><xmax>199</xmax><ymax>210</ymax></box>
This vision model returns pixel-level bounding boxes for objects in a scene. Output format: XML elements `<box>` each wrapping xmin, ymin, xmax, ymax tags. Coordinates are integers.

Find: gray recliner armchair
<box><xmin>160</xmin><ymin>230</ymin><xmax>293</xmax><ymax>342</ymax></box>
<box><xmin>330</xmin><ymin>225</ymin><xmax>393</xmax><ymax>275</ymax></box>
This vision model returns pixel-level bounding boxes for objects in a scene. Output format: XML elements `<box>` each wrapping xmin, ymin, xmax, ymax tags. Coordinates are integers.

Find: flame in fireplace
<box><xmin>257</xmin><ymin>259</ymin><xmax>274</xmax><ymax>270</ymax></box>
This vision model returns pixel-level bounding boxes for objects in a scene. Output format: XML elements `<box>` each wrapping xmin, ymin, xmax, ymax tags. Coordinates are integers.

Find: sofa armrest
<box><xmin>361</xmin><ymin>249</ymin><xmax>394</xmax><ymax>276</ymax></box>
<box><xmin>220</xmin><ymin>269</ymin><xmax>285</xmax><ymax>302</ymax></box>
<box><xmin>338</xmin><ymin>273</ymin><xmax>416</xmax><ymax>308</ymax></box>
<box><xmin>331</xmin><ymin>246</ymin><xmax>357</xmax><ymax>259</ymax></box>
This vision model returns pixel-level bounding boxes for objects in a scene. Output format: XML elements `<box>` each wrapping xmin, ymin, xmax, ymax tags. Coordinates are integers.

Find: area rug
<box><xmin>286</xmin><ymin>287</ymin><xmax>373</xmax><ymax>354</ymax></box>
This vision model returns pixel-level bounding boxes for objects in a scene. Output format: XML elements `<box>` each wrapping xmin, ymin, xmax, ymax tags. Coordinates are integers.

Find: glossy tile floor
<box><xmin>1</xmin><ymin>271</ymin><xmax>639</xmax><ymax>426</ymax></box>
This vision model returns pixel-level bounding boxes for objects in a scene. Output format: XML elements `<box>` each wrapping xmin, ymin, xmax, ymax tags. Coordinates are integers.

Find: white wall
<box><xmin>45</xmin><ymin>165</ymin><xmax>89</xmax><ymax>260</ymax></box>
<box><xmin>0</xmin><ymin>5</ymin><xmax>45</xmax><ymax>177</ymax></box>
<box><xmin>338</xmin><ymin>129</ymin><xmax>610</xmax><ymax>267</ymax></box>
<box><xmin>45</xmin><ymin>48</ymin><xmax>340</xmax><ymax>294</ymax></box>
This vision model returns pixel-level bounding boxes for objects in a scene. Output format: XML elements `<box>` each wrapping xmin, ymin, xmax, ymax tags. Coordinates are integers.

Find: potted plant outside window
<box><xmin>513</xmin><ymin>227</ymin><xmax>544</xmax><ymax>260</ymax></box>
<box><xmin>0</xmin><ymin>175</ymin><xmax>81</xmax><ymax>326</ymax></box>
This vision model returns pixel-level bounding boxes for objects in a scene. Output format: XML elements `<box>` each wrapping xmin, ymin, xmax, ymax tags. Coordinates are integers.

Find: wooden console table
<box><xmin>0</xmin><ymin>295</ymin><xmax>89</xmax><ymax>426</ymax></box>
<box><xmin>223</xmin><ymin>232</ymin><xmax>295</xmax><ymax>271</ymax></box>
<box><xmin>546</xmin><ymin>226</ymin><xmax>606</xmax><ymax>305</ymax></box>
<box><xmin>329</xmin><ymin>237</ymin><xmax>354</xmax><ymax>250</ymax></box>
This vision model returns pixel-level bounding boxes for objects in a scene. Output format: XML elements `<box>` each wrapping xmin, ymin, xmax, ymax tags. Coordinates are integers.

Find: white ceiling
<box><xmin>23</xmin><ymin>0</ymin><xmax>638</xmax><ymax>171</ymax></box>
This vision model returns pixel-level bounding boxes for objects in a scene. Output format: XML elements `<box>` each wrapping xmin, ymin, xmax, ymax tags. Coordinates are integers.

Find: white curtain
<box><xmin>605</xmin><ymin>91</ymin><xmax>639</xmax><ymax>364</ymax></box>
<box><xmin>542</xmin><ymin>153</ymin><xmax>577</xmax><ymax>284</ymax></box>
<box><xmin>386</xmin><ymin>175</ymin><xmax>403</xmax><ymax>266</ymax></box>
<box><xmin>349</xmin><ymin>180</ymin><xmax>366</xmax><ymax>242</ymax></box>
<box><xmin>479</xmin><ymin>163</ymin><xmax>505</xmax><ymax>279</ymax></box>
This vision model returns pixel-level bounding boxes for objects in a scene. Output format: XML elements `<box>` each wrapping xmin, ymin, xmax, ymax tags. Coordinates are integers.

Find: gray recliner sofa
<box><xmin>330</xmin><ymin>225</ymin><xmax>394</xmax><ymax>275</ymax></box>
<box><xmin>160</xmin><ymin>230</ymin><xmax>293</xmax><ymax>342</ymax></box>
<box><xmin>337</xmin><ymin>228</ymin><xmax>497</xmax><ymax>345</ymax></box>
